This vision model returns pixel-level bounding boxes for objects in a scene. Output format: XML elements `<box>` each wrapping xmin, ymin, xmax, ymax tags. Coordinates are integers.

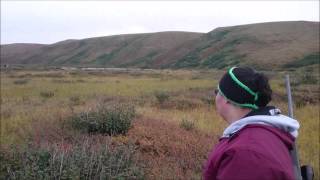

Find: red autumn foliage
<box><xmin>127</xmin><ymin>117</ymin><xmax>219</xmax><ymax>179</ymax></box>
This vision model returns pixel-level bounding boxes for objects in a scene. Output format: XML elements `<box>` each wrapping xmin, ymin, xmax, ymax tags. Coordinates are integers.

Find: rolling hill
<box><xmin>171</xmin><ymin>21</ymin><xmax>319</xmax><ymax>70</ymax></box>
<box><xmin>1</xmin><ymin>21</ymin><xmax>319</xmax><ymax>70</ymax></box>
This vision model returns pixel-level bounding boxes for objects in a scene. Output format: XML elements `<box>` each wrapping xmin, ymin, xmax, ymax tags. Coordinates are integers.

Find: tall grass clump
<box><xmin>180</xmin><ymin>118</ymin><xmax>195</xmax><ymax>131</ymax></box>
<box><xmin>0</xmin><ymin>140</ymin><xmax>144</xmax><ymax>179</ymax></box>
<box><xmin>71</xmin><ymin>103</ymin><xmax>135</xmax><ymax>135</ymax></box>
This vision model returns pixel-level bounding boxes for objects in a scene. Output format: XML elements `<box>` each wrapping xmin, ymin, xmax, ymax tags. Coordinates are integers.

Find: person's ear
<box><xmin>221</xmin><ymin>97</ymin><xmax>230</xmax><ymax>106</ymax></box>
<box><xmin>225</xmin><ymin>100</ymin><xmax>231</xmax><ymax>104</ymax></box>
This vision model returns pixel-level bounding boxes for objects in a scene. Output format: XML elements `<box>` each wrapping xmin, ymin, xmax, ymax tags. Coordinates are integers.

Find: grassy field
<box><xmin>1</xmin><ymin>68</ymin><xmax>319</xmax><ymax>179</ymax></box>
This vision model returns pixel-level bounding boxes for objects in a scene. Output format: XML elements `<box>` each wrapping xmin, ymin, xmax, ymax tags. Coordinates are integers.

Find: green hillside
<box><xmin>170</xmin><ymin>21</ymin><xmax>319</xmax><ymax>70</ymax></box>
<box><xmin>1</xmin><ymin>21</ymin><xmax>319</xmax><ymax>71</ymax></box>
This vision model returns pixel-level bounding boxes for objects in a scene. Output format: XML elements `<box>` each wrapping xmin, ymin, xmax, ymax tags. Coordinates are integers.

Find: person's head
<box><xmin>215</xmin><ymin>67</ymin><xmax>272</xmax><ymax>123</ymax></box>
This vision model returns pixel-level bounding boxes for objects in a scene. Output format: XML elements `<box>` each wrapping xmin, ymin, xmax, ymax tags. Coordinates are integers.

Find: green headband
<box><xmin>217</xmin><ymin>85</ymin><xmax>259</xmax><ymax>110</ymax></box>
<box><xmin>217</xmin><ymin>67</ymin><xmax>259</xmax><ymax>110</ymax></box>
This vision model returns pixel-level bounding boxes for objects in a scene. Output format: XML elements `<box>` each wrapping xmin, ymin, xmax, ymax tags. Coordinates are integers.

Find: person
<box><xmin>203</xmin><ymin>67</ymin><xmax>299</xmax><ymax>180</ymax></box>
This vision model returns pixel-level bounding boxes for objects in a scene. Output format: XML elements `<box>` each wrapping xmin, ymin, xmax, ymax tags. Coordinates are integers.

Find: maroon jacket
<box><xmin>203</xmin><ymin>124</ymin><xmax>295</xmax><ymax>180</ymax></box>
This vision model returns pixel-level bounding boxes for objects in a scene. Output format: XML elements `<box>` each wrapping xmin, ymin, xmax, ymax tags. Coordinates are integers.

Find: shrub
<box><xmin>13</xmin><ymin>79</ymin><xmax>29</xmax><ymax>85</ymax></box>
<box><xmin>0</xmin><ymin>141</ymin><xmax>144</xmax><ymax>179</ymax></box>
<box><xmin>52</xmin><ymin>79</ymin><xmax>74</xmax><ymax>83</ymax></box>
<box><xmin>173</xmin><ymin>52</ymin><xmax>200</xmax><ymax>68</ymax></box>
<box><xmin>40</xmin><ymin>91</ymin><xmax>55</xmax><ymax>98</ymax></box>
<box><xmin>154</xmin><ymin>91</ymin><xmax>170</xmax><ymax>105</ymax></box>
<box><xmin>283</xmin><ymin>53</ymin><xmax>319</xmax><ymax>68</ymax></box>
<box><xmin>175</xmin><ymin>98</ymin><xmax>199</xmax><ymax>110</ymax></box>
<box><xmin>69</xmin><ymin>95</ymin><xmax>82</xmax><ymax>105</ymax></box>
<box><xmin>207</xmin><ymin>29</ymin><xmax>231</xmax><ymax>41</ymax></box>
<box><xmin>179</xmin><ymin>118</ymin><xmax>195</xmax><ymax>131</ymax></box>
<box><xmin>300</xmin><ymin>74</ymin><xmax>318</xmax><ymax>84</ymax></box>
<box><xmin>33</xmin><ymin>73</ymin><xmax>65</xmax><ymax>78</ymax></box>
<box><xmin>71</xmin><ymin>103</ymin><xmax>135</xmax><ymax>135</ymax></box>
<box><xmin>76</xmin><ymin>79</ymin><xmax>86</xmax><ymax>83</ymax></box>
<box><xmin>290</xmin><ymin>73</ymin><xmax>318</xmax><ymax>86</ymax></box>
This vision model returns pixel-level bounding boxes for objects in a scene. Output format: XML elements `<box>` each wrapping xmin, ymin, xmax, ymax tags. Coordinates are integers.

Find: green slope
<box><xmin>1</xmin><ymin>21</ymin><xmax>319</xmax><ymax>71</ymax></box>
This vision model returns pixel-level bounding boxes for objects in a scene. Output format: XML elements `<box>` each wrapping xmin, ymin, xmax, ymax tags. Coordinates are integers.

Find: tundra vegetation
<box><xmin>0</xmin><ymin>68</ymin><xmax>319</xmax><ymax>179</ymax></box>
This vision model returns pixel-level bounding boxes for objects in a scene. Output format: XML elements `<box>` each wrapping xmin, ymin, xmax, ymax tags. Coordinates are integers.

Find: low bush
<box><xmin>300</xmin><ymin>74</ymin><xmax>318</xmax><ymax>84</ymax></box>
<box><xmin>13</xmin><ymin>79</ymin><xmax>29</xmax><ymax>85</ymax></box>
<box><xmin>154</xmin><ymin>91</ymin><xmax>170</xmax><ymax>105</ymax></box>
<box><xmin>69</xmin><ymin>95</ymin><xmax>83</xmax><ymax>106</ymax></box>
<box><xmin>33</xmin><ymin>73</ymin><xmax>65</xmax><ymax>78</ymax></box>
<box><xmin>283</xmin><ymin>53</ymin><xmax>319</xmax><ymax>68</ymax></box>
<box><xmin>129</xmin><ymin>117</ymin><xmax>216</xmax><ymax>178</ymax></box>
<box><xmin>0</xmin><ymin>140</ymin><xmax>144</xmax><ymax>179</ymax></box>
<box><xmin>76</xmin><ymin>79</ymin><xmax>86</xmax><ymax>83</ymax></box>
<box><xmin>71</xmin><ymin>103</ymin><xmax>135</xmax><ymax>135</ymax></box>
<box><xmin>291</xmin><ymin>73</ymin><xmax>318</xmax><ymax>86</ymax></box>
<box><xmin>40</xmin><ymin>91</ymin><xmax>55</xmax><ymax>98</ymax></box>
<box><xmin>173</xmin><ymin>52</ymin><xmax>200</xmax><ymax>68</ymax></box>
<box><xmin>52</xmin><ymin>79</ymin><xmax>74</xmax><ymax>83</ymax></box>
<box><xmin>175</xmin><ymin>98</ymin><xmax>199</xmax><ymax>110</ymax></box>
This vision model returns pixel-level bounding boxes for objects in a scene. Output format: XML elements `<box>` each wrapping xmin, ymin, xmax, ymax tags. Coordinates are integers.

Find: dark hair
<box><xmin>236</xmin><ymin>67</ymin><xmax>272</xmax><ymax>107</ymax></box>
<box><xmin>218</xmin><ymin>67</ymin><xmax>272</xmax><ymax>108</ymax></box>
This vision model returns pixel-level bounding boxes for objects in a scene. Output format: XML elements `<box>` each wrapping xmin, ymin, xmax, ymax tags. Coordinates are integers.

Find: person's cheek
<box><xmin>215</xmin><ymin>94</ymin><xmax>222</xmax><ymax>114</ymax></box>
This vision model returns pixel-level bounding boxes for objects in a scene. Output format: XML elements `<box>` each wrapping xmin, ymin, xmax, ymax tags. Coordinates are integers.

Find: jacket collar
<box><xmin>222</xmin><ymin>106</ymin><xmax>300</xmax><ymax>138</ymax></box>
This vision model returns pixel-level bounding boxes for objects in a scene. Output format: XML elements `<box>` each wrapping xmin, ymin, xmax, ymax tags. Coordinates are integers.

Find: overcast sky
<box><xmin>1</xmin><ymin>1</ymin><xmax>319</xmax><ymax>45</ymax></box>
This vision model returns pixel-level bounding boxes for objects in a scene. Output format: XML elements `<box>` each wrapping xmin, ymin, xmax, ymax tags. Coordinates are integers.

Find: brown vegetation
<box><xmin>128</xmin><ymin>117</ymin><xmax>217</xmax><ymax>179</ymax></box>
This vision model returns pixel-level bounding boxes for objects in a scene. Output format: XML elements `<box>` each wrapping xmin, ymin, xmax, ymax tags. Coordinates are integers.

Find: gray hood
<box><xmin>222</xmin><ymin>110</ymin><xmax>300</xmax><ymax>138</ymax></box>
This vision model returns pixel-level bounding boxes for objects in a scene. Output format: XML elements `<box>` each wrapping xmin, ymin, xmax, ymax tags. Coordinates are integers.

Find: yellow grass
<box><xmin>1</xmin><ymin>73</ymin><xmax>214</xmax><ymax>99</ymax></box>
<box><xmin>295</xmin><ymin>105</ymin><xmax>319</xmax><ymax>178</ymax></box>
